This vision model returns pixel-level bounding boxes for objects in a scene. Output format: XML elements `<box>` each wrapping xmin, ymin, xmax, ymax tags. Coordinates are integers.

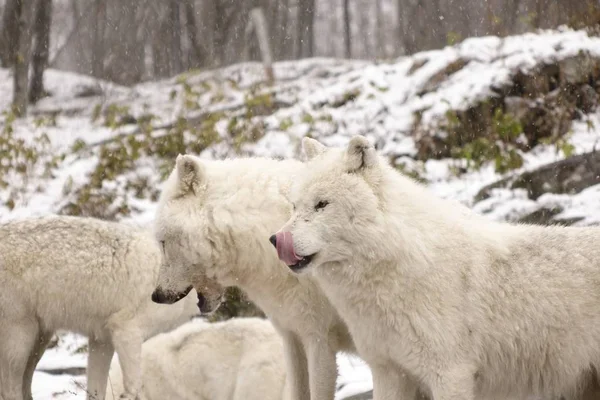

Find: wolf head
<box><xmin>270</xmin><ymin>135</ymin><xmax>386</xmax><ymax>274</ymax></box>
<box><xmin>151</xmin><ymin>154</ymin><xmax>224</xmax><ymax>314</ymax></box>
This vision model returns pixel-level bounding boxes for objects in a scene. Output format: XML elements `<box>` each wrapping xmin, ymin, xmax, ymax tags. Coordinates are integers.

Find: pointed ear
<box><xmin>175</xmin><ymin>154</ymin><xmax>205</xmax><ymax>195</ymax></box>
<box><xmin>345</xmin><ymin>136</ymin><xmax>377</xmax><ymax>172</ymax></box>
<box><xmin>302</xmin><ymin>136</ymin><xmax>326</xmax><ymax>160</ymax></box>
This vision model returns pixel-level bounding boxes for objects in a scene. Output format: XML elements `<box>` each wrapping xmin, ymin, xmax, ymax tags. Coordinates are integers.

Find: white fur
<box><xmin>279</xmin><ymin>135</ymin><xmax>600</xmax><ymax>400</ymax></box>
<box><xmin>106</xmin><ymin>317</ymin><xmax>289</xmax><ymax>400</ymax></box>
<box><xmin>0</xmin><ymin>215</ymin><xmax>200</xmax><ymax>400</ymax></box>
<box><xmin>153</xmin><ymin>155</ymin><xmax>361</xmax><ymax>400</ymax></box>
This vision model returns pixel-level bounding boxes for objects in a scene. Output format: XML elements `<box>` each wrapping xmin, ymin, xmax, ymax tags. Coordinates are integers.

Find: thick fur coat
<box><xmin>0</xmin><ymin>215</ymin><xmax>200</xmax><ymax>400</ymax></box>
<box><xmin>106</xmin><ymin>317</ymin><xmax>289</xmax><ymax>400</ymax></box>
<box><xmin>152</xmin><ymin>155</ymin><xmax>359</xmax><ymax>400</ymax></box>
<box><xmin>275</xmin><ymin>136</ymin><xmax>600</xmax><ymax>400</ymax></box>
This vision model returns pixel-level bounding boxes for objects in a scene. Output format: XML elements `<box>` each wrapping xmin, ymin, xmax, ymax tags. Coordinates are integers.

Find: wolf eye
<box><xmin>315</xmin><ymin>200</ymin><xmax>329</xmax><ymax>211</ymax></box>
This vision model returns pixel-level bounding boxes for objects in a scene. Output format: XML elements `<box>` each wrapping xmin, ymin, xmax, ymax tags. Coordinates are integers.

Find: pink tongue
<box><xmin>275</xmin><ymin>231</ymin><xmax>302</xmax><ymax>266</ymax></box>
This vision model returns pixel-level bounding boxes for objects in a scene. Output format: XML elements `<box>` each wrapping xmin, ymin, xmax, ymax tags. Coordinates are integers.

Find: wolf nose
<box><xmin>269</xmin><ymin>234</ymin><xmax>277</xmax><ymax>248</ymax></box>
<box><xmin>151</xmin><ymin>289</ymin><xmax>164</xmax><ymax>304</ymax></box>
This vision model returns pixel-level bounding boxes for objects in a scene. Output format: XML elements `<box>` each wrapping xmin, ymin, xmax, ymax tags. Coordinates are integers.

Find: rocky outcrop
<box><xmin>476</xmin><ymin>150</ymin><xmax>600</xmax><ymax>202</ymax></box>
<box><xmin>415</xmin><ymin>51</ymin><xmax>600</xmax><ymax>161</ymax></box>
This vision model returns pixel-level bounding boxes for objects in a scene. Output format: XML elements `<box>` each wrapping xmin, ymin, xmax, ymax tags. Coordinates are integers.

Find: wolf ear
<box><xmin>175</xmin><ymin>154</ymin><xmax>205</xmax><ymax>195</ymax></box>
<box><xmin>302</xmin><ymin>136</ymin><xmax>326</xmax><ymax>160</ymax></box>
<box><xmin>345</xmin><ymin>136</ymin><xmax>377</xmax><ymax>172</ymax></box>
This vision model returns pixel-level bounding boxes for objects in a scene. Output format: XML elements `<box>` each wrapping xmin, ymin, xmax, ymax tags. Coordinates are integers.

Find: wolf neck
<box><xmin>327</xmin><ymin>164</ymin><xmax>505</xmax><ymax>285</ymax></box>
<box><xmin>204</xmin><ymin>158</ymin><xmax>304</xmax><ymax>291</ymax></box>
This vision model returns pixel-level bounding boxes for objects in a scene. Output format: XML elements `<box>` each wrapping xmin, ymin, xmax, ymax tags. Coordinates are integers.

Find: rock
<box><xmin>517</xmin><ymin>206</ymin><xmax>566</xmax><ymax>226</ymax></box>
<box><xmin>504</xmin><ymin>96</ymin><xmax>533</xmax><ymax>121</ymax></box>
<box><xmin>414</xmin><ymin>52</ymin><xmax>600</xmax><ymax>161</ymax></box>
<box><xmin>475</xmin><ymin>150</ymin><xmax>600</xmax><ymax>205</ymax></box>
<box><xmin>407</xmin><ymin>58</ymin><xmax>429</xmax><ymax>75</ymax></box>
<box><xmin>417</xmin><ymin>58</ymin><xmax>470</xmax><ymax>96</ymax></box>
<box><xmin>512</xmin><ymin>150</ymin><xmax>600</xmax><ymax>200</ymax></box>
<box><xmin>558</xmin><ymin>51</ymin><xmax>600</xmax><ymax>86</ymax></box>
<box><xmin>577</xmin><ymin>84</ymin><xmax>599</xmax><ymax>113</ymax></box>
<box><xmin>518</xmin><ymin>88</ymin><xmax>575</xmax><ymax>147</ymax></box>
<box><xmin>511</xmin><ymin>62</ymin><xmax>559</xmax><ymax>99</ymax></box>
<box><xmin>74</xmin><ymin>84</ymin><xmax>104</xmax><ymax>98</ymax></box>
<box><xmin>474</xmin><ymin>176</ymin><xmax>517</xmax><ymax>203</ymax></box>
<box><xmin>414</xmin><ymin>96</ymin><xmax>503</xmax><ymax>160</ymax></box>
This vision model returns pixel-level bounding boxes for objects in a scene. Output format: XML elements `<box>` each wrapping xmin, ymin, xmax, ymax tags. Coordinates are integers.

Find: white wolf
<box><xmin>151</xmin><ymin>155</ymin><xmax>366</xmax><ymax>400</ymax></box>
<box><xmin>272</xmin><ymin>135</ymin><xmax>600</xmax><ymax>400</ymax></box>
<box><xmin>106</xmin><ymin>317</ymin><xmax>289</xmax><ymax>400</ymax></box>
<box><xmin>0</xmin><ymin>215</ymin><xmax>217</xmax><ymax>400</ymax></box>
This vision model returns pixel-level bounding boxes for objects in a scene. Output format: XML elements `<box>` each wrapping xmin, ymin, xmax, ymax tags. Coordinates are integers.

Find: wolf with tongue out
<box><xmin>270</xmin><ymin>231</ymin><xmax>311</xmax><ymax>271</ymax></box>
<box><xmin>150</xmin><ymin>148</ymin><xmax>430</xmax><ymax>400</ymax></box>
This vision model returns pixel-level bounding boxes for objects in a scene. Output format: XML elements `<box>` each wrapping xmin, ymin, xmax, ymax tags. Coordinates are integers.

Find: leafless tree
<box><xmin>296</xmin><ymin>0</ymin><xmax>315</xmax><ymax>58</ymax></box>
<box><xmin>169</xmin><ymin>0</ymin><xmax>182</xmax><ymax>74</ymax></box>
<box><xmin>12</xmin><ymin>0</ymin><xmax>36</xmax><ymax>116</ymax></box>
<box><xmin>29</xmin><ymin>0</ymin><xmax>52</xmax><ymax>103</ymax></box>
<box><xmin>91</xmin><ymin>0</ymin><xmax>105</xmax><ymax>77</ymax></box>
<box><xmin>375</xmin><ymin>0</ymin><xmax>384</xmax><ymax>59</ymax></box>
<box><xmin>343</xmin><ymin>0</ymin><xmax>351</xmax><ymax>58</ymax></box>
<box><xmin>184</xmin><ymin>0</ymin><xmax>206</xmax><ymax>69</ymax></box>
<box><xmin>3</xmin><ymin>0</ymin><xmax>600</xmax><ymax>92</ymax></box>
<box><xmin>0</xmin><ymin>0</ymin><xmax>20</xmax><ymax>67</ymax></box>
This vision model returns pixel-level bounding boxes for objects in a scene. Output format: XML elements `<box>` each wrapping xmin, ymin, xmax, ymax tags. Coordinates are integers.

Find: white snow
<box><xmin>2</xmin><ymin>26</ymin><xmax>600</xmax><ymax>398</ymax></box>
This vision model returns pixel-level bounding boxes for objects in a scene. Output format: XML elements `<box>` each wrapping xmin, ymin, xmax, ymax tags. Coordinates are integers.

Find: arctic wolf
<box><xmin>106</xmin><ymin>317</ymin><xmax>289</xmax><ymax>400</ymax></box>
<box><xmin>0</xmin><ymin>215</ymin><xmax>211</xmax><ymax>400</ymax></box>
<box><xmin>272</xmin><ymin>135</ymin><xmax>600</xmax><ymax>400</ymax></box>
<box><xmin>151</xmin><ymin>155</ymin><xmax>362</xmax><ymax>400</ymax></box>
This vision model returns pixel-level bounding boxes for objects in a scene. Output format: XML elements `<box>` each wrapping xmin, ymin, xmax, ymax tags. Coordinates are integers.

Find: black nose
<box><xmin>269</xmin><ymin>234</ymin><xmax>277</xmax><ymax>248</ymax></box>
<box><xmin>151</xmin><ymin>289</ymin><xmax>164</xmax><ymax>304</ymax></box>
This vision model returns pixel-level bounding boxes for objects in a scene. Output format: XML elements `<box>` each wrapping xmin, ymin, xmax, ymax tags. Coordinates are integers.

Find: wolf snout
<box><xmin>151</xmin><ymin>288</ymin><xmax>167</xmax><ymax>304</ymax></box>
<box><xmin>151</xmin><ymin>285</ymin><xmax>193</xmax><ymax>304</ymax></box>
<box><xmin>270</xmin><ymin>231</ymin><xmax>303</xmax><ymax>267</ymax></box>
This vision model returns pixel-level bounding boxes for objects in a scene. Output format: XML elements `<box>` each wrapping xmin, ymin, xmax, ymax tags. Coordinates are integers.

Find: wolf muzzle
<box><xmin>151</xmin><ymin>285</ymin><xmax>193</xmax><ymax>304</ymax></box>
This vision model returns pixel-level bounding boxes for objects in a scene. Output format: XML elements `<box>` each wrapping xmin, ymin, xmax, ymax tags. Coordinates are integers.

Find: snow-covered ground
<box><xmin>2</xmin><ymin>26</ymin><xmax>600</xmax><ymax>398</ymax></box>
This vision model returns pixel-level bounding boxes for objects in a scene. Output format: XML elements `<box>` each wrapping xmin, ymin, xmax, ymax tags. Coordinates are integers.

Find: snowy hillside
<box><xmin>3</xmin><ymin>26</ymin><xmax>600</xmax><ymax>398</ymax></box>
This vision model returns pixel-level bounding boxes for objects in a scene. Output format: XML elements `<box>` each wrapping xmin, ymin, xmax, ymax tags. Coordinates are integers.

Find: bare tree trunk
<box><xmin>184</xmin><ymin>0</ymin><xmax>206</xmax><ymax>68</ymax></box>
<box><xmin>151</xmin><ymin>2</ymin><xmax>170</xmax><ymax>77</ymax></box>
<box><xmin>250</xmin><ymin>7</ymin><xmax>274</xmax><ymax>83</ymax></box>
<box><xmin>295</xmin><ymin>0</ymin><xmax>316</xmax><ymax>58</ymax></box>
<box><xmin>0</xmin><ymin>0</ymin><xmax>20</xmax><ymax>66</ymax></box>
<box><xmin>357</xmin><ymin>0</ymin><xmax>371</xmax><ymax>58</ymax></box>
<box><xmin>533</xmin><ymin>0</ymin><xmax>549</xmax><ymax>28</ymax></box>
<box><xmin>277</xmin><ymin>0</ymin><xmax>291</xmax><ymax>59</ymax></box>
<box><xmin>102</xmin><ymin>1</ymin><xmax>144</xmax><ymax>84</ymax></box>
<box><xmin>306</xmin><ymin>0</ymin><xmax>315</xmax><ymax>57</ymax></box>
<box><xmin>29</xmin><ymin>0</ymin><xmax>52</xmax><ymax>103</ymax></box>
<box><xmin>206</xmin><ymin>0</ymin><xmax>227</xmax><ymax>67</ymax></box>
<box><xmin>91</xmin><ymin>0</ymin><xmax>105</xmax><ymax>77</ymax></box>
<box><xmin>264</xmin><ymin>0</ymin><xmax>282</xmax><ymax>60</ymax></box>
<box><xmin>375</xmin><ymin>0</ymin><xmax>384</xmax><ymax>59</ymax></box>
<box><xmin>294</xmin><ymin>1</ymin><xmax>302</xmax><ymax>58</ymax></box>
<box><xmin>343</xmin><ymin>0</ymin><xmax>351</xmax><ymax>58</ymax></box>
<box><xmin>398</xmin><ymin>0</ymin><xmax>445</xmax><ymax>54</ymax></box>
<box><xmin>13</xmin><ymin>0</ymin><xmax>36</xmax><ymax>117</ymax></box>
<box><xmin>169</xmin><ymin>0</ymin><xmax>182</xmax><ymax>74</ymax></box>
